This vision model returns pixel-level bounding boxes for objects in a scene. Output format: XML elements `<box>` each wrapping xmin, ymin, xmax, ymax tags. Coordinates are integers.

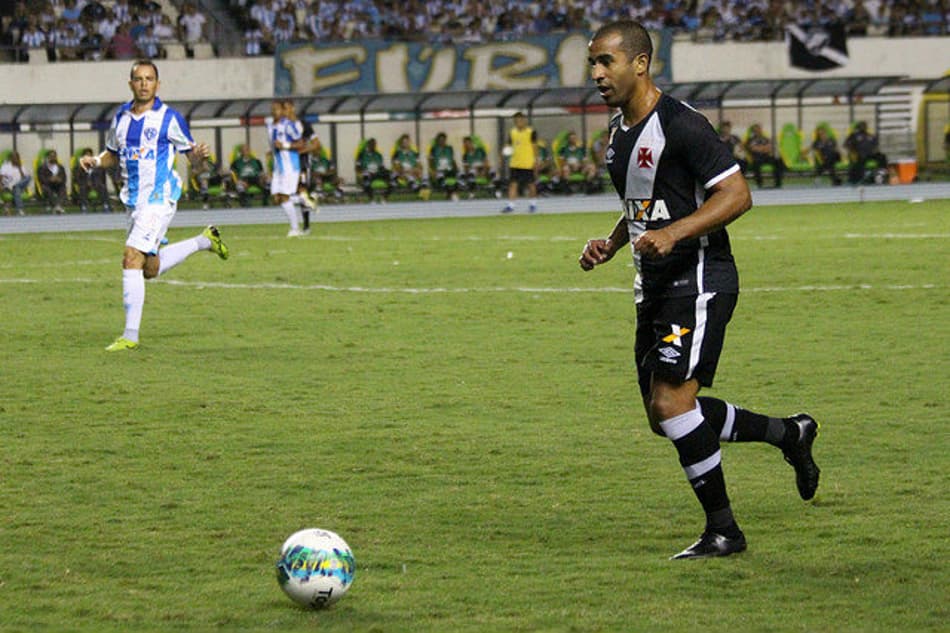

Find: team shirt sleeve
<box><xmin>671</xmin><ymin>109</ymin><xmax>739</xmax><ymax>189</ymax></box>
<box><xmin>167</xmin><ymin>110</ymin><xmax>196</xmax><ymax>153</ymax></box>
<box><xmin>105</xmin><ymin>111</ymin><xmax>121</xmax><ymax>154</ymax></box>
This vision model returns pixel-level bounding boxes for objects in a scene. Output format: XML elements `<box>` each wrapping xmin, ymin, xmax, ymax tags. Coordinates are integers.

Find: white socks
<box><xmin>157</xmin><ymin>235</ymin><xmax>209</xmax><ymax>276</ymax></box>
<box><xmin>281</xmin><ymin>199</ymin><xmax>299</xmax><ymax>231</ymax></box>
<box><xmin>122</xmin><ymin>269</ymin><xmax>145</xmax><ymax>342</ymax></box>
<box><xmin>122</xmin><ymin>231</ymin><xmax>213</xmax><ymax>342</ymax></box>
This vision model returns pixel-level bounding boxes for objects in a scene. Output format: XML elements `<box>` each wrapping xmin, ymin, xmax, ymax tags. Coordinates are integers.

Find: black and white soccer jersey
<box><xmin>606</xmin><ymin>93</ymin><xmax>741</xmax><ymax>303</ymax></box>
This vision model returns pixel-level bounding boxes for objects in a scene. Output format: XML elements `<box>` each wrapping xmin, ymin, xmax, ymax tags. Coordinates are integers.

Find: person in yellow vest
<box><xmin>502</xmin><ymin>111</ymin><xmax>538</xmax><ymax>213</ymax></box>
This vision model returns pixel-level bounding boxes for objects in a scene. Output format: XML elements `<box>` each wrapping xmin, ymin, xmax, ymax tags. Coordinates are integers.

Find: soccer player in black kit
<box><xmin>578</xmin><ymin>20</ymin><xmax>821</xmax><ymax>559</ymax></box>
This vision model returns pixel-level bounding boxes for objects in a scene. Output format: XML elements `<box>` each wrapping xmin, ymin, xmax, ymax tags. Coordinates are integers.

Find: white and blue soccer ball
<box><xmin>276</xmin><ymin>528</ymin><xmax>356</xmax><ymax>609</ymax></box>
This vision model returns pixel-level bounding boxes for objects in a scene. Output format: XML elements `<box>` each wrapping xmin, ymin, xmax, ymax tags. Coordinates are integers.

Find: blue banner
<box><xmin>274</xmin><ymin>31</ymin><xmax>672</xmax><ymax>96</ymax></box>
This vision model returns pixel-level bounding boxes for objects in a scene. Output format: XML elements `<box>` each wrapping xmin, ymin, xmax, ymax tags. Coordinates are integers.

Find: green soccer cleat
<box><xmin>203</xmin><ymin>225</ymin><xmax>229</xmax><ymax>260</ymax></box>
<box><xmin>105</xmin><ymin>337</ymin><xmax>139</xmax><ymax>352</ymax></box>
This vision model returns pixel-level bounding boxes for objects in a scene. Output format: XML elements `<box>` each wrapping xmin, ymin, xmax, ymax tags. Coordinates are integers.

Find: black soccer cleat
<box><xmin>671</xmin><ymin>530</ymin><xmax>747</xmax><ymax>560</ymax></box>
<box><xmin>782</xmin><ymin>413</ymin><xmax>821</xmax><ymax>501</ymax></box>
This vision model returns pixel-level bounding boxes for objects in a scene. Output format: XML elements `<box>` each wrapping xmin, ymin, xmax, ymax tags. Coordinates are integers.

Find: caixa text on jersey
<box><xmin>623</xmin><ymin>198</ymin><xmax>672</xmax><ymax>222</ymax></box>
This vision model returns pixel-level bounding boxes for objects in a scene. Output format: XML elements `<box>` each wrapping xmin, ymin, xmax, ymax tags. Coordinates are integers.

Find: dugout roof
<box><xmin>0</xmin><ymin>75</ymin><xmax>919</xmax><ymax>134</ymax></box>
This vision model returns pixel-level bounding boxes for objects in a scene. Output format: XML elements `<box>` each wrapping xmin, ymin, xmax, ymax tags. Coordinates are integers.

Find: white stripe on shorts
<box><xmin>687</xmin><ymin>291</ymin><xmax>714</xmax><ymax>380</ymax></box>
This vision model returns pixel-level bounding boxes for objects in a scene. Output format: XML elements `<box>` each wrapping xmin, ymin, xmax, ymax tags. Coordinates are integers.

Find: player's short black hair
<box><xmin>130</xmin><ymin>59</ymin><xmax>159</xmax><ymax>80</ymax></box>
<box><xmin>591</xmin><ymin>20</ymin><xmax>653</xmax><ymax>66</ymax></box>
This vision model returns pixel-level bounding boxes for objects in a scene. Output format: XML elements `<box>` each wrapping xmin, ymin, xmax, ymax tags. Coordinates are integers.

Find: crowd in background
<box><xmin>0</xmin><ymin>0</ymin><xmax>209</xmax><ymax>62</ymax></box>
<box><xmin>0</xmin><ymin>0</ymin><xmax>946</xmax><ymax>63</ymax></box>
<box><xmin>229</xmin><ymin>0</ymin><xmax>949</xmax><ymax>56</ymax></box>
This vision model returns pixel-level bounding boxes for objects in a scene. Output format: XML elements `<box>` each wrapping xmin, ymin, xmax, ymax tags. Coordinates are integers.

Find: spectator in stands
<box><xmin>460</xmin><ymin>136</ymin><xmax>491</xmax><ymax>199</ymax></box>
<box><xmin>557</xmin><ymin>131</ymin><xmax>597</xmax><ymax>192</ymax></box>
<box><xmin>81</xmin><ymin>1</ymin><xmax>108</xmax><ymax>23</ymax></box>
<box><xmin>137</xmin><ymin>24</ymin><xmax>162</xmax><ymax>59</ymax></box>
<box><xmin>79</xmin><ymin>18</ymin><xmax>106</xmax><ymax>60</ymax></box>
<box><xmin>20</xmin><ymin>16</ymin><xmax>47</xmax><ymax>55</ymax></box>
<box><xmin>0</xmin><ymin>151</ymin><xmax>32</xmax><ymax>215</ymax></box>
<box><xmin>847</xmin><ymin>0</ymin><xmax>873</xmax><ymax>35</ymax></box>
<box><xmin>844</xmin><ymin>120</ymin><xmax>888</xmax><ymax>184</ymax></box>
<box><xmin>744</xmin><ymin>123</ymin><xmax>784</xmax><ymax>188</ymax></box>
<box><xmin>113</xmin><ymin>0</ymin><xmax>132</xmax><ymax>24</ymax></box>
<box><xmin>61</xmin><ymin>0</ymin><xmax>82</xmax><ymax>23</ymax></box>
<box><xmin>51</xmin><ymin>17</ymin><xmax>82</xmax><ymax>61</ymax></box>
<box><xmin>391</xmin><ymin>133</ymin><xmax>425</xmax><ymax>193</ymax></box>
<box><xmin>178</xmin><ymin>1</ymin><xmax>207</xmax><ymax>57</ymax></box>
<box><xmin>243</xmin><ymin>19</ymin><xmax>266</xmax><ymax>56</ymax></box>
<box><xmin>250</xmin><ymin>0</ymin><xmax>279</xmax><ymax>33</ymax></box>
<box><xmin>718</xmin><ymin>121</ymin><xmax>748</xmax><ymax>176</ymax></box>
<box><xmin>108</xmin><ymin>22</ymin><xmax>138</xmax><ymax>59</ymax></box>
<box><xmin>811</xmin><ymin>126</ymin><xmax>842</xmax><ymax>186</ymax></box>
<box><xmin>73</xmin><ymin>147</ymin><xmax>111</xmax><ymax>213</ymax></box>
<box><xmin>154</xmin><ymin>15</ymin><xmax>176</xmax><ymax>43</ymax></box>
<box><xmin>272</xmin><ymin>10</ymin><xmax>296</xmax><ymax>45</ymax></box>
<box><xmin>229</xmin><ymin>144</ymin><xmax>266</xmax><ymax>206</ymax></box>
<box><xmin>37</xmin><ymin>149</ymin><xmax>68</xmax><ymax>214</ymax></box>
<box><xmin>355</xmin><ymin>138</ymin><xmax>389</xmax><ymax>202</ymax></box>
<box><xmin>428</xmin><ymin>132</ymin><xmax>460</xmax><ymax>200</ymax></box>
<box><xmin>97</xmin><ymin>8</ymin><xmax>120</xmax><ymax>43</ymax></box>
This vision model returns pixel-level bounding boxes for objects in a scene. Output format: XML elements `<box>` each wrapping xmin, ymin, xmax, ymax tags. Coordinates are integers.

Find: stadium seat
<box><xmin>164</xmin><ymin>43</ymin><xmax>187</xmax><ymax>60</ymax></box>
<box><xmin>191</xmin><ymin>42</ymin><xmax>214</xmax><ymax>59</ymax></box>
<box><xmin>778</xmin><ymin>123</ymin><xmax>812</xmax><ymax>173</ymax></box>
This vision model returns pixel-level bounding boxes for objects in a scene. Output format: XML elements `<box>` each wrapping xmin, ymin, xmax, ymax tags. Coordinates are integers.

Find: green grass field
<box><xmin>1</xmin><ymin>201</ymin><xmax>947</xmax><ymax>632</ymax></box>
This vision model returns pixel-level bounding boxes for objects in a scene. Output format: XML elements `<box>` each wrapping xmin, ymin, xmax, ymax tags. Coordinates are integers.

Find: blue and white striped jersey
<box><xmin>268</xmin><ymin>116</ymin><xmax>303</xmax><ymax>175</ymax></box>
<box><xmin>106</xmin><ymin>97</ymin><xmax>194</xmax><ymax>207</ymax></box>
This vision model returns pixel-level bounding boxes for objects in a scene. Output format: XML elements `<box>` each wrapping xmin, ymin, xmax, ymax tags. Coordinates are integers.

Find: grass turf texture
<box><xmin>0</xmin><ymin>200</ymin><xmax>946</xmax><ymax>632</ymax></box>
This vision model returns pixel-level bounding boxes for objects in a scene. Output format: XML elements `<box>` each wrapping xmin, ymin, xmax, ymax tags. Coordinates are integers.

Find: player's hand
<box><xmin>633</xmin><ymin>229</ymin><xmax>676</xmax><ymax>259</ymax></box>
<box><xmin>192</xmin><ymin>142</ymin><xmax>211</xmax><ymax>159</ymax></box>
<box><xmin>79</xmin><ymin>155</ymin><xmax>98</xmax><ymax>172</ymax></box>
<box><xmin>579</xmin><ymin>238</ymin><xmax>615</xmax><ymax>271</ymax></box>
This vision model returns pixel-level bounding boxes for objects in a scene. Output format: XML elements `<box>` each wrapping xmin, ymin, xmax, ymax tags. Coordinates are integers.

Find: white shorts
<box><xmin>126</xmin><ymin>201</ymin><xmax>176</xmax><ymax>255</ymax></box>
<box><xmin>270</xmin><ymin>168</ymin><xmax>300</xmax><ymax>196</ymax></box>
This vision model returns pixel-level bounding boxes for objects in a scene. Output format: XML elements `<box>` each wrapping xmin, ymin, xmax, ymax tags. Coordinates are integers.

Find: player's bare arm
<box><xmin>633</xmin><ymin>171</ymin><xmax>751</xmax><ymax>259</ymax></box>
<box><xmin>579</xmin><ymin>214</ymin><xmax>630</xmax><ymax>271</ymax></box>
<box><xmin>80</xmin><ymin>150</ymin><xmax>117</xmax><ymax>172</ymax></box>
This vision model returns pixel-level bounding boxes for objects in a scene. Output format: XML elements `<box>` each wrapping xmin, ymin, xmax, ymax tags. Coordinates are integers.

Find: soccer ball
<box><xmin>275</xmin><ymin>528</ymin><xmax>356</xmax><ymax>609</ymax></box>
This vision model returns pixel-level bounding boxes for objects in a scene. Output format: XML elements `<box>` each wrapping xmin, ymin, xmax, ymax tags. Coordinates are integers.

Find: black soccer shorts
<box><xmin>634</xmin><ymin>292</ymin><xmax>738</xmax><ymax>398</ymax></box>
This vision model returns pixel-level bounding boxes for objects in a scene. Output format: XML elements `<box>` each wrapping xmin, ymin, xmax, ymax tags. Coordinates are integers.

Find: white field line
<box><xmin>0</xmin><ymin>277</ymin><xmax>941</xmax><ymax>295</ymax></box>
<box><xmin>8</xmin><ymin>232</ymin><xmax>949</xmax><ymax>245</ymax></box>
<box><xmin>0</xmin><ymin>258</ymin><xmax>113</xmax><ymax>269</ymax></box>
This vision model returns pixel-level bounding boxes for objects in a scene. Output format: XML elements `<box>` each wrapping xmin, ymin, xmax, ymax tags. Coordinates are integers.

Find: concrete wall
<box><xmin>672</xmin><ymin>37</ymin><xmax>948</xmax><ymax>83</ymax></box>
<box><xmin>1</xmin><ymin>37</ymin><xmax>946</xmax><ymax>105</ymax></box>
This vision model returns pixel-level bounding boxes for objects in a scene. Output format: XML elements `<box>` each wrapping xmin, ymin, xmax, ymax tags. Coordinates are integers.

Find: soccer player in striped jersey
<box><xmin>82</xmin><ymin>59</ymin><xmax>229</xmax><ymax>352</ymax></box>
<box><xmin>578</xmin><ymin>21</ymin><xmax>820</xmax><ymax>559</ymax></box>
<box><xmin>267</xmin><ymin>99</ymin><xmax>307</xmax><ymax>237</ymax></box>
